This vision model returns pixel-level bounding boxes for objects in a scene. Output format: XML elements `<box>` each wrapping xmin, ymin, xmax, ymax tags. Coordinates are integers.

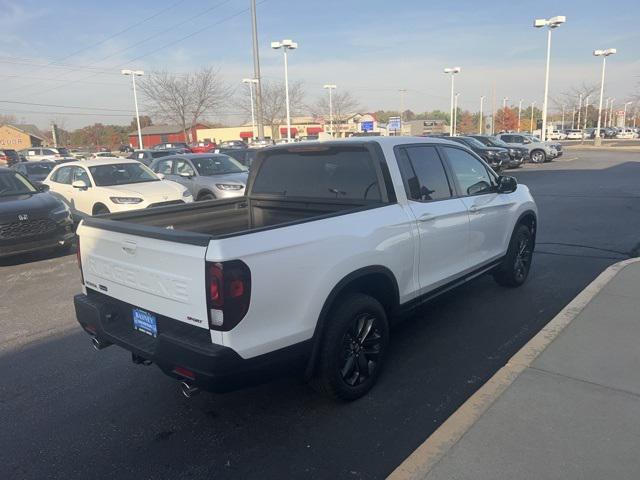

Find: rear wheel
<box><xmin>530</xmin><ymin>149</ymin><xmax>546</xmax><ymax>164</ymax></box>
<box><xmin>314</xmin><ymin>293</ymin><xmax>389</xmax><ymax>401</ymax></box>
<box><xmin>494</xmin><ymin>224</ymin><xmax>534</xmax><ymax>287</ymax></box>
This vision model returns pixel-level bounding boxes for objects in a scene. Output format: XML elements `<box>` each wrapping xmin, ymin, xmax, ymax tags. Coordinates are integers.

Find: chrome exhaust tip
<box><xmin>180</xmin><ymin>381</ymin><xmax>199</xmax><ymax>398</ymax></box>
<box><xmin>91</xmin><ymin>337</ymin><xmax>111</xmax><ymax>351</ymax></box>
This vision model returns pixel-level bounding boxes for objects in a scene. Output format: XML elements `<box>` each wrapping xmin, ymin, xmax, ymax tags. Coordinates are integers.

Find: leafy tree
<box><xmin>457</xmin><ymin>111</ymin><xmax>475</xmax><ymax>134</ymax></box>
<box><xmin>130</xmin><ymin>116</ymin><xmax>153</xmax><ymax>130</ymax></box>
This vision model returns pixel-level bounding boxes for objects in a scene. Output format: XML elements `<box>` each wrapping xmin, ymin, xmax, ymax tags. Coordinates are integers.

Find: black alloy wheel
<box><xmin>340</xmin><ymin>312</ymin><xmax>383</xmax><ymax>387</ymax></box>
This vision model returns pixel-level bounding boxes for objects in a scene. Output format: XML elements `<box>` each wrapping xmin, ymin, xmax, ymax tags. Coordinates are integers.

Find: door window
<box><xmin>396</xmin><ymin>146</ymin><xmax>452</xmax><ymax>201</ymax></box>
<box><xmin>42</xmin><ymin>149</ymin><xmax>56</xmax><ymax>155</ymax></box>
<box><xmin>443</xmin><ymin>147</ymin><xmax>494</xmax><ymax>196</ymax></box>
<box><xmin>175</xmin><ymin>159</ymin><xmax>195</xmax><ymax>176</ymax></box>
<box><xmin>52</xmin><ymin>166</ymin><xmax>73</xmax><ymax>184</ymax></box>
<box><xmin>154</xmin><ymin>159</ymin><xmax>174</xmax><ymax>174</ymax></box>
<box><xmin>73</xmin><ymin>167</ymin><xmax>91</xmax><ymax>186</ymax></box>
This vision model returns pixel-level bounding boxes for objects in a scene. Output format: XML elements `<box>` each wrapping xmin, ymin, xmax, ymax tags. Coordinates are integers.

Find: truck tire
<box><xmin>313</xmin><ymin>293</ymin><xmax>389</xmax><ymax>401</ymax></box>
<box><xmin>493</xmin><ymin>224</ymin><xmax>534</xmax><ymax>287</ymax></box>
<box><xmin>530</xmin><ymin>149</ymin><xmax>546</xmax><ymax>163</ymax></box>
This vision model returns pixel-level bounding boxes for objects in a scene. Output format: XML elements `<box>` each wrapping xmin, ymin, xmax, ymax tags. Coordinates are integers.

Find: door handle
<box><xmin>418</xmin><ymin>213</ymin><xmax>435</xmax><ymax>222</ymax></box>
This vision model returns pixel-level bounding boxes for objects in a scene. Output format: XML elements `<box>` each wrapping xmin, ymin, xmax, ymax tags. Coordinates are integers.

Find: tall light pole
<box><xmin>271</xmin><ymin>39</ymin><xmax>298</xmax><ymax>142</ymax></box>
<box><xmin>576</xmin><ymin>93</ymin><xmax>583</xmax><ymax>133</ymax></box>
<box><xmin>518</xmin><ymin>99</ymin><xmax>523</xmax><ymax>132</ymax></box>
<box><xmin>594</xmin><ymin>48</ymin><xmax>615</xmax><ymax>145</ymax></box>
<box><xmin>453</xmin><ymin>93</ymin><xmax>460</xmax><ymax>135</ymax></box>
<box><xmin>530</xmin><ymin>101</ymin><xmax>536</xmax><ymax>134</ymax></box>
<box><xmin>250</xmin><ymin>0</ymin><xmax>264</xmax><ymax>139</ymax></box>
<box><xmin>121</xmin><ymin>69</ymin><xmax>144</xmax><ymax>148</ymax></box>
<box><xmin>561</xmin><ymin>104</ymin><xmax>565</xmax><ymax>130</ymax></box>
<box><xmin>444</xmin><ymin>67</ymin><xmax>461</xmax><ymax>136</ymax></box>
<box><xmin>603</xmin><ymin>98</ymin><xmax>610</xmax><ymax>127</ymax></box>
<box><xmin>242</xmin><ymin>78</ymin><xmax>259</xmax><ymax>140</ymax></box>
<box><xmin>479</xmin><ymin>96</ymin><xmax>485</xmax><ymax>134</ymax></box>
<box><xmin>399</xmin><ymin>88</ymin><xmax>407</xmax><ymax>134</ymax></box>
<box><xmin>571</xmin><ymin>108</ymin><xmax>576</xmax><ymax>129</ymax></box>
<box><xmin>323</xmin><ymin>84</ymin><xmax>337</xmax><ymax>137</ymax></box>
<box><xmin>583</xmin><ymin>95</ymin><xmax>590</xmax><ymax>130</ymax></box>
<box><xmin>502</xmin><ymin>96</ymin><xmax>509</xmax><ymax>131</ymax></box>
<box><xmin>534</xmin><ymin>15</ymin><xmax>566</xmax><ymax>141</ymax></box>
<box><xmin>623</xmin><ymin>101</ymin><xmax>632</xmax><ymax>127</ymax></box>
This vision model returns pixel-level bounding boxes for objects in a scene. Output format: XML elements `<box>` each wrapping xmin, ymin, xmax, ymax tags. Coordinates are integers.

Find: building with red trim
<box><xmin>128</xmin><ymin>124</ymin><xmax>209</xmax><ymax>148</ymax></box>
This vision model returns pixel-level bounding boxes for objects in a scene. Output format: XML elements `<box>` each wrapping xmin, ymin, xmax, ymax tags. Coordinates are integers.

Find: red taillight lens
<box><xmin>206</xmin><ymin>260</ymin><xmax>251</xmax><ymax>331</ymax></box>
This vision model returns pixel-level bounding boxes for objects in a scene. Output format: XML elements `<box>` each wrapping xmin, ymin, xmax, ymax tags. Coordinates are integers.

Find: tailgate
<box><xmin>78</xmin><ymin>223</ymin><xmax>210</xmax><ymax>330</ymax></box>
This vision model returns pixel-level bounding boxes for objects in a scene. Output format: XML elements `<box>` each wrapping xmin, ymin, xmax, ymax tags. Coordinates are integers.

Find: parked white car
<box><xmin>548</xmin><ymin>130</ymin><xmax>567</xmax><ymax>140</ymax></box>
<box><xmin>74</xmin><ymin>137</ymin><xmax>538</xmax><ymax>401</ymax></box>
<box><xmin>43</xmin><ymin>158</ymin><xmax>193</xmax><ymax>217</ymax></box>
<box><xmin>616</xmin><ymin>128</ymin><xmax>638</xmax><ymax>139</ymax></box>
<box><xmin>18</xmin><ymin>147</ymin><xmax>76</xmax><ymax>162</ymax></box>
<box><xmin>564</xmin><ymin>129</ymin><xmax>583</xmax><ymax>140</ymax></box>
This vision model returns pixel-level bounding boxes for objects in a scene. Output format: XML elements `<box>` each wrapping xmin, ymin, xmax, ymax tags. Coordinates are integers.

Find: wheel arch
<box><xmin>304</xmin><ymin>265</ymin><xmax>400</xmax><ymax>380</ymax></box>
<box><xmin>92</xmin><ymin>202</ymin><xmax>109</xmax><ymax>215</ymax></box>
<box><xmin>515</xmin><ymin>210</ymin><xmax>537</xmax><ymax>248</ymax></box>
<box><xmin>196</xmin><ymin>189</ymin><xmax>215</xmax><ymax>200</ymax></box>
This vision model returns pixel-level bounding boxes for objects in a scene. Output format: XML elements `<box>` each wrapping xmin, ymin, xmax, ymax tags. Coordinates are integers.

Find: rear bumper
<box><xmin>74</xmin><ymin>292</ymin><xmax>311</xmax><ymax>393</ymax></box>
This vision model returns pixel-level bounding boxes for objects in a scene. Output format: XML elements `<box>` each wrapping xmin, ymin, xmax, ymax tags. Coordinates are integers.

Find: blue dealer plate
<box><xmin>133</xmin><ymin>308</ymin><xmax>157</xmax><ymax>338</ymax></box>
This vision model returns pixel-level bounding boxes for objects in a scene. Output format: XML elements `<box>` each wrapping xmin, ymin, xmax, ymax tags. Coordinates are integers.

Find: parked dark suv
<box><xmin>445</xmin><ymin>136</ymin><xmax>510</xmax><ymax>171</ymax></box>
<box><xmin>468</xmin><ymin>135</ymin><xmax>528</xmax><ymax>167</ymax></box>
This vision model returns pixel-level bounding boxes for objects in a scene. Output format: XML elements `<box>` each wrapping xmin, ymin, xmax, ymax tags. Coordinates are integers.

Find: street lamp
<box><xmin>121</xmin><ymin>69</ymin><xmax>144</xmax><ymax>148</ymax></box>
<box><xmin>323</xmin><ymin>84</ymin><xmax>337</xmax><ymax>137</ymax></box>
<box><xmin>571</xmin><ymin>107</ymin><xmax>576</xmax><ymax>129</ymax></box>
<box><xmin>453</xmin><ymin>93</ymin><xmax>460</xmax><ymax>135</ymax></box>
<box><xmin>561</xmin><ymin>104</ymin><xmax>565</xmax><ymax>130</ymax></box>
<box><xmin>518</xmin><ymin>99</ymin><xmax>523</xmax><ymax>132</ymax></box>
<box><xmin>623</xmin><ymin>101</ymin><xmax>632</xmax><ymax>127</ymax></box>
<box><xmin>271</xmin><ymin>39</ymin><xmax>298</xmax><ymax>142</ymax></box>
<box><xmin>593</xmin><ymin>48</ymin><xmax>616</xmax><ymax>144</ymax></box>
<box><xmin>242</xmin><ymin>78</ymin><xmax>259</xmax><ymax>140</ymax></box>
<box><xmin>576</xmin><ymin>93</ymin><xmax>583</xmax><ymax>134</ymax></box>
<box><xmin>443</xmin><ymin>66</ymin><xmax>461</xmax><ymax>136</ymax></box>
<box><xmin>479</xmin><ymin>96</ymin><xmax>485</xmax><ymax>134</ymax></box>
<box><xmin>609</xmin><ymin>98</ymin><xmax>616</xmax><ymax>128</ymax></box>
<box><xmin>530</xmin><ymin>101</ymin><xmax>536</xmax><ymax>134</ymax></box>
<box><xmin>534</xmin><ymin>15</ymin><xmax>566</xmax><ymax>141</ymax></box>
<box><xmin>603</xmin><ymin>98</ymin><xmax>610</xmax><ymax>127</ymax></box>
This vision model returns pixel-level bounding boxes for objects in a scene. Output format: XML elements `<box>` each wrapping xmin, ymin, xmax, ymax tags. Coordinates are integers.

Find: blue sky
<box><xmin>2</xmin><ymin>0</ymin><xmax>639</xmax><ymax>128</ymax></box>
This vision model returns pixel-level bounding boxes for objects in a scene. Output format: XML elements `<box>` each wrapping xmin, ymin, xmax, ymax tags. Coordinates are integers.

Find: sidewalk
<box><xmin>390</xmin><ymin>258</ymin><xmax>640</xmax><ymax>480</ymax></box>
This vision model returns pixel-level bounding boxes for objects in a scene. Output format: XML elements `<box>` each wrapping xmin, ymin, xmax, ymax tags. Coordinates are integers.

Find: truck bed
<box><xmin>81</xmin><ymin>196</ymin><xmax>381</xmax><ymax>244</ymax></box>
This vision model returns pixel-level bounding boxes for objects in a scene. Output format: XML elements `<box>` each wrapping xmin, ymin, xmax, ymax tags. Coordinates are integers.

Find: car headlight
<box><xmin>216</xmin><ymin>184</ymin><xmax>244</xmax><ymax>191</ymax></box>
<box><xmin>110</xmin><ymin>196</ymin><xmax>143</xmax><ymax>204</ymax></box>
<box><xmin>182</xmin><ymin>189</ymin><xmax>192</xmax><ymax>197</ymax></box>
<box><xmin>485</xmin><ymin>151</ymin><xmax>496</xmax><ymax>156</ymax></box>
<box><xmin>52</xmin><ymin>202</ymin><xmax>72</xmax><ymax>218</ymax></box>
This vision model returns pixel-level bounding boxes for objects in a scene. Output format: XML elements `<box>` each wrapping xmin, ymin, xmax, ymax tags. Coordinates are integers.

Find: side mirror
<box><xmin>72</xmin><ymin>180</ymin><xmax>89</xmax><ymax>189</ymax></box>
<box><xmin>156</xmin><ymin>173</ymin><xmax>165</xmax><ymax>180</ymax></box>
<box><xmin>179</xmin><ymin>171</ymin><xmax>193</xmax><ymax>178</ymax></box>
<box><xmin>497</xmin><ymin>176</ymin><xmax>517</xmax><ymax>194</ymax></box>
<box><xmin>522</xmin><ymin>138</ymin><xmax>531</xmax><ymax>144</ymax></box>
<box><xmin>38</xmin><ymin>183</ymin><xmax>50</xmax><ymax>192</ymax></box>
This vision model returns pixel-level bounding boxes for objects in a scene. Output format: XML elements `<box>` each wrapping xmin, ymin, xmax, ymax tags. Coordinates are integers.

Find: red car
<box><xmin>189</xmin><ymin>141</ymin><xmax>217</xmax><ymax>153</ymax></box>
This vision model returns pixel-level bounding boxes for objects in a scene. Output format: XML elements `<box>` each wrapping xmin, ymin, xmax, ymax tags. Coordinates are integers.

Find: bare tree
<box><xmin>236</xmin><ymin>79</ymin><xmax>305</xmax><ymax>139</ymax></box>
<box><xmin>312</xmin><ymin>89</ymin><xmax>362</xmax><ymax>124</ymax></box>
<box><xmin>0</xmin><ymin>114</ymin><xmax>18</xmax><ymax>125</ymax></box>
<box><xmin>139</xmin><ymin>68</ymin><xmax>230</xmax><ymax>141</ymax></box>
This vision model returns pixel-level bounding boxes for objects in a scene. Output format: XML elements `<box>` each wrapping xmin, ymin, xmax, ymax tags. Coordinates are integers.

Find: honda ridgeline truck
<box><xmin>74</xmin><ymin>137</ymin><xmax>537</xmax><ymax>401</ymax></box>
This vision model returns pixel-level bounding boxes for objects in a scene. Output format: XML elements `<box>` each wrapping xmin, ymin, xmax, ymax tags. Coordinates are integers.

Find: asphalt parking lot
<box><xmin>1</xmin><ymin>149</ymin><xmax>639</xmax><ymax>480</ymax></box>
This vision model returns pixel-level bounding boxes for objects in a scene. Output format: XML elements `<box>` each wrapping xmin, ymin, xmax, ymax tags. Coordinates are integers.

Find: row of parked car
<box><xmin>548</xmin><ymin>126</ymin><xmax>640</xmax><ymax>140</ymax></box>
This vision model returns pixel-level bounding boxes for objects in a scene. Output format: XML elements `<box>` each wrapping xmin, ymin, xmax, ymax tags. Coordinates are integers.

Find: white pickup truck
<box><xmin>74</xmin><ymin>137</ymin><xmax>538</xmax><ymax>401</ymax></box>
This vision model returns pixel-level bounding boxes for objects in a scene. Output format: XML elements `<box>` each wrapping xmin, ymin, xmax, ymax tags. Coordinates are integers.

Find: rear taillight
<box><xmin>205</xmin><ymin>260</ymin><xmax>251</xmax><ymax>331</ymax></box>
<box><xmin>76</xmin><ymin>237</ymin><xmax>84</xmax><ymax>285</ymax></box>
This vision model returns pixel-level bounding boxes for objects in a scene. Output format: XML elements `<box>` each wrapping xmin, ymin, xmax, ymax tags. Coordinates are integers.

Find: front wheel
<box><xmin>494</xmin><ymin>224</ymin><xmax>534</xmax><ymax>287</ymax></box>
<box><xmin>530</xmin><ymin>149</ymin><xmax>546</xmax><ymax>164</ymax></box>
<box><xmin>198</xmin><ymin>192</ymin><xmax>216</xmax><ymax>201</ymax></box>
<box><xmin>314</xmin><ymin>293</ymin><xmax>389</xmax><ymax>401</ymax></box>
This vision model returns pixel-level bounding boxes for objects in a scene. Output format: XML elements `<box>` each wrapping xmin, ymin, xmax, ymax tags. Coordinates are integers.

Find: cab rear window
<box><xmin>252</xmin><ymin>146</ymin><xmax>382</xmax><ymax>202</ymax></box>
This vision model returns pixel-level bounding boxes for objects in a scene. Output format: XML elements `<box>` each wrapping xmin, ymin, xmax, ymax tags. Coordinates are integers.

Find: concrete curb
<box><xmin>388</xmin><ymin>257</ymin><xmax>640</xmax><ymax>480</ymax></box>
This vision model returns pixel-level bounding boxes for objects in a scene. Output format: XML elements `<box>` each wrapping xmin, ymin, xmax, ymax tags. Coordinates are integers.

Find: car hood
<box><xmin>0</xmin><ymin>192</ymin><xmax>63</xmax><ymax>222</ymax></box>
<box><xmin>105</xmin><ymin>180</ymin><xmax>185</xmax><ymax>201</ymax></box>
<box><xmin>198</xmin><ymin>171</ymin><xmax>248</xmax><ymax>186</ymax></box>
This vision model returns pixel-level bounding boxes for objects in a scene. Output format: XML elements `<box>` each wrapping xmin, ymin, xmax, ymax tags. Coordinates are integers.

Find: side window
<box><xmin>501</xmin><ymin>135</ymin><xmax>512</xmax><ymax>143</ymax></box>
<box><xmin>512</xmin><ymin>136</ymin><xmax>524</xmax><ymax>144</ymax></box>
<box><xmin>73</xmin><ymin>167</ymin><xmax>91</xmax><ymax>186</ymax></box>
<box><xmin>175</xmin><ymin>159</ymin><xmax>195</xmax><ymax>176</ymax></box>
<box><xmin>52</xmin><ymin>167</ymin><xmax>73</xmax><ymax>185</ymax></box>
<box><xmin>396</xmin><ymin>146</ymin><xmax>452</xmax><ymax>201</ymax></box>
<box><xmin>154</xmin><ymin>159</ymin><xmax>173</xmax><ymax>174</ymax></box>
<box><xmin>443</xmin><ymin>147</ymin><xmax>493</xmax><ymax>196</ymax></box>
<box><xmin>42</xmin><ymin>149</ymin><xmax>55</xmax><ymax>155</ymax></box>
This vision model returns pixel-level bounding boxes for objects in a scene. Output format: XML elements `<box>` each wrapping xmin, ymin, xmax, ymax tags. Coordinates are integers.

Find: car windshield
<box><xmin>486</xmin><ymin>136</ymin><xmax>510</xmax><ymax>148</ymax></box>
<box><xmin>0</xmin><ymin>171</ymin><xmax>38</xmax><ymax>197</ymax></box>
<box><xmin>57</xmin><ymin>148</ymin><xmax>70</xmax><ymax>155</ymax></box>
<box><xmin>24</xmin><ymin>163</ymin><xmax>54</xmax><ymax>175</ymax></box>
<box><xmin>460</xmin><ymin>137</ymin><xmax>487</xmax><ymax>149</ymax></box>
<box><xmin>191</xmin><ymin>155</ymin><xmax>247</xmax><ymax>176</ymax></box>
<box><xmin>89</xmin><ymin>163</ymin><xmax>158</xmax><ymax>186</ymax></box>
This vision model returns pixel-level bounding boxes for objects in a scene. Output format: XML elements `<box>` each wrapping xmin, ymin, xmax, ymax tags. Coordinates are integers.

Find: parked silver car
<box><xmin>149</xmin><ymin>154</ymin><xmax>248</xmax><ymax>200</ymax></box>
<box><xmin>495</xmin><ymin>133</ymin><xmax>559</xmax><ymax>163</ymax></box>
